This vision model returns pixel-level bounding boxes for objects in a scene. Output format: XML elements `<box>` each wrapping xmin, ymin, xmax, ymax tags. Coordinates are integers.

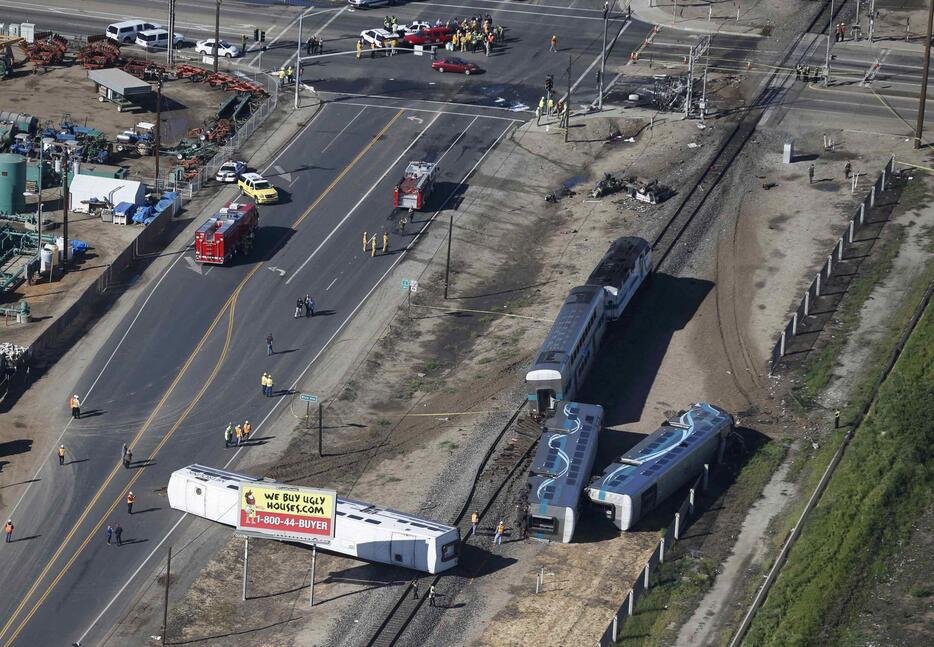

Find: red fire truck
<box><xmin>393</xmin><ymin>161</ymin><xmax>437</xmax><ymax>211</ymax></box>
<box><xmin>194</xmin><ymin>202</ymin><xmax>258</xmax><ymax>264</ymax></box>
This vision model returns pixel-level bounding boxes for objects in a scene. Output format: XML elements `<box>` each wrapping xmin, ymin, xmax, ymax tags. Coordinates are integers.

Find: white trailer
<box><xmin>168</xmin><ymin>465</ymin><xmax>460</xmax><ymax>574</ymax></box>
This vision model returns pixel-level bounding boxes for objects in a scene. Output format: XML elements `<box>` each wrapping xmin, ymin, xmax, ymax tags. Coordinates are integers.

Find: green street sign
<box><xmin>300</xmin><ymin>393</ymin><xmax>318</xmax><ymax>402</ymax></box>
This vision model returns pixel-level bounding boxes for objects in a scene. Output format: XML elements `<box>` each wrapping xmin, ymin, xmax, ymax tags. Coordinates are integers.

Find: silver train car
<box><xmin>585</xmin><ymin>403</ymin><xmax>733</xmax><ymax>531</ymax></box>
<box><xmin>526</xmin><ymin>402</ymin><xmax>603</xmax><ymax>543</ymax></box>
<box><xmin>168</xmin><ymin>464</ymin><xmax>460</xmax><ymax>574</ymax></box>
<box><xmin>525</xmin><ymin>237</ymin><xmax>652</xmax><ymax>417</ymax></box>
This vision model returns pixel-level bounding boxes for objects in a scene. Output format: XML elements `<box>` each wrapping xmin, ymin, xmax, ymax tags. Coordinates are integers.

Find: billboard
<box><xmin>237</xmin><ymin>482</ymin><xmax>336</xmax><ymax>542</ymax></box>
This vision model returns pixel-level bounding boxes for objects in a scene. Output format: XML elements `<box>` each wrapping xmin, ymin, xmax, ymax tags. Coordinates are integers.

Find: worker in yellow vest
<box><xmin>127</xmin><ymin>492</ymin><xmax>136</xmax><ymax>515</ymax></box>
<box><xmin>235</xmin><ymin>424</ymin><xmax>243</xmax><ymax>446</ymax></box>
<box><xmin>58</xmin><ymin>444</ymin><xmax>66</xmax><ymax>466</ymax></box>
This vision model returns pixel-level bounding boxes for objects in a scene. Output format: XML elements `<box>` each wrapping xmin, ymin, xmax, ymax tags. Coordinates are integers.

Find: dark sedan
<box><xmin>431</xmin><ymin>57</ymin><xmax>481</xmax><ymax>75</ymax></box>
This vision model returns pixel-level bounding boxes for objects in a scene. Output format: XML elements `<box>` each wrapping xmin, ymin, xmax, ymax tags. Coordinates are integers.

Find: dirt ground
<box><xmin>2</xmin><ymin>53</ymin><xmax>236</xmax><ymax>173</ymax></box>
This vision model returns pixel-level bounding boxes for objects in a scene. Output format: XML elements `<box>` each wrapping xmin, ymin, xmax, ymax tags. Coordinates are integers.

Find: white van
<box><xmin>106</xmin><ymin>19</ymin><xmax>161</xmax><ymax>44</ymax></box>
<box><xmin>135</xmin><ymin>28</ymin><xmax>184</xmax><ymax>50</ymax></box>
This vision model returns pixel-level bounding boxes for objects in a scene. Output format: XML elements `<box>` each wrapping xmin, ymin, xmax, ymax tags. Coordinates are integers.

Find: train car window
<box><xmin>529</xmin><ymin>515</ymin><xmax>556</xmax><ymax>532</ymax></box>
<box><xmin>365</xmin><ymin>519</ymin><xmax>381</xmax><ymax>524</ymax></box>
<box><xmin>441</xmin><ymin>540</ymin><xmax>458</xmax><ymax>561</ymax></box>
<box><xmin>347</xmin><ymin>514</ymin><xmax>364</xmax><ymax>520</ymax></box>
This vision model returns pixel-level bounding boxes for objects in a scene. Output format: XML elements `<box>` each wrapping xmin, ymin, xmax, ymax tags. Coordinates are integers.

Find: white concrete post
<box><xmin>779</xmin><ymin>330</ymin><xmax>786</xmax><ymax>357</ymax></box>
<box><xmin>644</xmin><ymin>563</ymin><xmax>650</xmax><ymax>589</ymax></box>
<box><xmin>881</xmin><ymin>169</ymin><xmax>886</xmax><ymax>191</ymax></box>
<box><xmin>674</xmin><ymin>512</ymin><xmax>681</xmax><ymax>540</ymax></box>
<box><xmin>838</xmin><ymin>238</ymin><xmax>844</xmax><ymax>261</ymax></box>
<box><xmin>242</xmin><ymin>537</ymin><xmax>249</xmax><ymax>601</ymax></box>
<box><xmin>827</xmin><ymin>254</ymin><xmax>833</xmax><ymax>277</ymax></box>
<box><xmin>891</xmin><ymin>155</ymin><xmax>896</xmax><ymax>172</ymax></box>
<box><xmin>860</xmin><ymin>202</ymin><xmax>865</xmax><ymax>225</ymax></box>
<box><xmin>803</xmin><ymin>291</ymin><xmax>810</xmax><ymax>316</ymax></box>
<box><xmin>703</xmin><ymin>463</ymin><xmax>709</xmax><ymax>490</ymax></box>
<box><xmin>815</xmin><ymin>272</ymin><xmax>821</xmax><ymax>297</ymax></box>
<box><xmin>689</xmin><ymin>488</ymin><xmax>695</xmax><ymax>514</ymax></box>
<box><xmin>628</xmin><ymin>590</ymin><xmax>634</xmax><ymax>616</ymax></box>
<box><xmin>848</xmin><ymin>220</ymin><xmax>855</xmax><ymax>243</ymax></box>
<box><xmin>870</xmin><ymin>185</ymin><xmax>876</xmax><ymax>206</ymax></box>
<box><xmin>612</xmin><ymin>615</ymin><xmax>618</xmax><ymax>641</ymax></box>
<box><xmin>792</xmin><ymin>312</ymin><xmax>798</xmax><ymax>336</ymax></box>
<box><xmin>660</xmin><ymin>537</ymin><xmax>665</xmax><ymax>563</ymax></box>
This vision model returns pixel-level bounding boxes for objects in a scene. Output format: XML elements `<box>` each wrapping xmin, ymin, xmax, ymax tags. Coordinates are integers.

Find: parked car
<box><xmin>347</xmin><ymin>0</ymin><xmax>394</xmax><ymax>8</ymax></box>
<box><xmin>393</xmin><ymin>21</ymin><xmax>431</xmax><ymax>35</ymax></box>
<box><xmin>196</xmin><ymin>39</ymin><xmax>242</xmax><ymax>58</ymax></box>
<box><xmin>216</xmin><ymin>160</ymin><xmax>247</xmax><ymax>183</ymax></box>
<box><xmin>404</xmin><ymin>27</ymin><xmax>454</xmax><ymax>46</ymax></box>
<box><xmin>106</xmin><ymin>19</ymin><xmax>160</xmax><ymax>44</ymax></box>
<box><xmin>431</xmin><ymin>57</ymin><xmax>481</xmax><ymax>75</ymax></box>
<box><xmin>238</xmin><ymin>172</ymin><xmax>279</xmax><ymax>204</ymax></box>
<box><xmin>359</xmin><ymin>28</ymin><xmax>397</xmax><ymax>47</ymax></box>
<box><xmin>135</xmin><ymin>29</ymin><xmax>184</xmax><ymax>50</ymax></box>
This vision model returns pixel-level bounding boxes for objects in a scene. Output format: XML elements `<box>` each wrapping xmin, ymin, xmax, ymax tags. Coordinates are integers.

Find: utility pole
<box><xmin>824</xmin><ymin>0</ymin><xmax>833</xmax><ymax>86</ymax></box>
<box><xmin>444</xmin><ymin>211</ymin><xmax>453</xmax><ymax>299</ymax></box>
<box><xmin>213</xmin><ymin>0</ymin><xmax>221</xmax><ymax>73</ymax></box>
<box><xmin>155</xmin><ymin>72</ymin><xmax>163</xmax><ymax>186</ymax></box>
<box><xmin>565</xmin><ymin>54</ymin><xmax>571</xmax><ymax>143</ymax></box>
<box><xmin>317</xmin><ymin>401</ymin><xmax>323</xmax><ymax>456</ymax></box>
<box><xmin>60</xmin><ymin>147</ymin><xmax>68</xmax><ymax>274</ymax></box>
<box><xmin>161</xmin><ymin>547</ymin><xmax>172</xmax><ymax>646</ymax></box>
<box><xmin>36</xmin><ymin>136</ymin><xmax>43</xmax><ymax>254</ymax></box>
<box><xmin>915</xmin><ymin>0</ymin><xmax>934</xmax><ymax>148</ymax></box>
<box><xmin>869</xmin><ymin>0</ymin><xmax>876</xmax><ymax>42</ymax></box>
<box><xmin>167</xmin><ymin>0</ymin><xmax>176</xmax><ymax>66</ymax></box>
<box><xmin>295</xmin><ymin>10</ymin><xmax>303</xmax><ymax>109</ymax></box>
<box><xmin>599</xmin><ymin>1</ymin><xmax>609</xmax><ymax>111</ymax></box>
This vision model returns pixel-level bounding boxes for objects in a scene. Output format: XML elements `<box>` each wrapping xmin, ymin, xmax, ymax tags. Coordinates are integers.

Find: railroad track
<box><xmin>366</xmin><ymin>3</ymin><xmax>854</xmax><ymax>644</ymax></box>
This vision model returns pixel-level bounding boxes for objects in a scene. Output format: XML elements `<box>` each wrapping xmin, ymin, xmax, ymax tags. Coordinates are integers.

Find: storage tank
<box><xmin>0</xmin><ymin>153</ymin><xmax>26</xmax><ymax>215</ymax></box>
<box><xmin>0</xmin><ymin>111</ymin><xmax>38</xmax><ymax>134</ymax></box>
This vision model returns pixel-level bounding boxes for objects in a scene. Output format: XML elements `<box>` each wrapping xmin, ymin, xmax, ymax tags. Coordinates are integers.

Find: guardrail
<box><xmin>595</xmin><ymin>466</ymin><xmax>711</xmax><ymax>646</ymax></box>
<box><xmin>768</xmin><ymin>155</ymin><xmax>897</xmax><ymax>374</ymax></box>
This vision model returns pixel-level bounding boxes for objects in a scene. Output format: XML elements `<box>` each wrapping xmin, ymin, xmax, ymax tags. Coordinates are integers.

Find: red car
<box><xmin>403</xmin><ymin>26</ymin><xmax>453</xmax><ymax>46</ymax></box>
<box><xmin>431</xmin><ymin>57</ymin><xmax>480</xmax><ymax>75</ymax></box>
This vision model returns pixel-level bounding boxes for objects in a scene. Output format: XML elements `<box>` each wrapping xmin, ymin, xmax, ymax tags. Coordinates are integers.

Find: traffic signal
<box><xmin>254</xmin><ymin>28</ymin><xmax>259</xmax><ymax>42</ymax></box>
<box><xmin>260</xmin><ymin>30</ymin><xmax>266</xmax><ymax>42</ymax></box>
<box><xmin>545</xmin><ymin>75</ymin><xmax>553</xmax><ymax>92</ymax></box>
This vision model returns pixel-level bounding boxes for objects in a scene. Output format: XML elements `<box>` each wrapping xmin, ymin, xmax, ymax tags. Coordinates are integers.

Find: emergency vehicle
<box><xmin>393</xmin><ymin>161</ymin><xmax>437</xmax><ymax>211</ymax></box>
<box><xmin>194</xmin><ymin>202</ymin><xmax>258</xmax><ymax>264</ymax></box>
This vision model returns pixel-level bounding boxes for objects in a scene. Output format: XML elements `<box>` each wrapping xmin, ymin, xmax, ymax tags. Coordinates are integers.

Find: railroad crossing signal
<box><xmin>300</xmin><ymin>393</ymin><xmax>318</xmax><ymax>402</ymax></box>
<box><xmin>401</xmin><ymin>279</ymin><xmax>418</xmax><ymax>293</ymax></box>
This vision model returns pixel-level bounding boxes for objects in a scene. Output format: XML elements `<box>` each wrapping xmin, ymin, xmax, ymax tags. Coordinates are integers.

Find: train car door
<box><xmin>390</xmin><ymin>532</ymin><xmax>416</xmax><ymax>569</ymax></box>
<box><xmin>185</xmin><ymin>480</ymin><xmax>206</xmax><ymax>517</ymax></box>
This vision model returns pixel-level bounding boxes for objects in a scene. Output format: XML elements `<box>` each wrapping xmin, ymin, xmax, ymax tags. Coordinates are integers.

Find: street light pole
<box><xmin>213</xmin><ymin>0</ymin><xmax>221</xmax><ymax>73</ymax></box>
<box><xmin>824</xmin><ymin>0</ymin><xmax>833</xmax><ymax>87</ymax></box>
<box><xmin>155</xmin><ymin>72</ymin><xmax>163</xmax><ymax>185</ymax></box>
<box><xmin>915</xmin><ymin>0</ymin><xmax>934</xmax><ymax>148</ymax></box>
<box><xmin>60</xmin><ymin>147</ymin><xmax>69</xmax><ymax>273</ymax></box>
<box><xmin>565</xmin><ymin>54</ymin><xmax>571</xmax><ymax>143</ymax></box>
<box><xmin>599</xmin><ymin>2</ymin><xmax>608</xmax><ymax>111</ymax></box>
<box><xmin>295</xmin><ymin>11</ymin><xmax>303</xmax><ymax>109</ymax></box>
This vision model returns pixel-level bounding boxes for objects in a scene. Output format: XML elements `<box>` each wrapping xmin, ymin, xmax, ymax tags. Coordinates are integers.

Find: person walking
<box><xmin>243</xmin><ymin>420</ymin><xmax>252</xmax><ymax>440</ymax></box>
<box><xmin>261</xmin><ymin>373</ymin><xmax>267</xmax><ymax>396</ymax></box>
<box><xmin>844</xmin><ymin>161</ymin><xmax>852</xmax><ymax>179</ymax></box>
<box><xmin>123</xmin><ymin>448</ymin><xmax>132</xmax><ymax>469</ymax></box>
<box><xmin>266</xmin><ymin>374</ymin><xmax>274</xmax><ymax>397</ymax></box>
<box><xmin>808</xmin><ymin>164</ymin><xmax>815</xmax><ymax>184</ymax></box>
<box><xmin>295</xmin><ymin>298</ymin><xmax>304</xmax><ymax>318</ymax></box>
<box><xmin>70</xmin><ymin>394</ymin><xmax>81</xmax><ymax>419</ymax></box>
<box><xmin>266</xmin><ymin>333</ymin><xmax>274</xmax><ymax>356</ymax></box>
<box><xmin>235</xmin><ymin>423</ymin><xmax>243</xmax><ymax>446</ymax></box>
<box><xmin>363</xmin><ymin>231</ymin><xmax>368</xmax><ymax>252</ymax></box>
<box><xmin>470</xmin><ymin>511</ymin><xmax>480</xmax><ymax>535</ymax></box>
<box><xmin>105</xmin><ymin>523</ymin><xmax>113</xmax><ymax>545</ymax></box>
<box><xmin>412</xmin><ymin>579</ymin><xmax>419</xmax><ymax>599</ymax></box>
<box><xmin>224</xmin><ymin>423</ymin><xmax>233</xmax><ymax>448</ymax></box>
<box><xmin>287</xmin><ymin>65</ymin><xmax>294</xmax><ymax>84</ymax></box>
<box><xmin>549</xmin><ymin>34</ymin><xmax>558</xmax><ymax>52</ymax></box>
<box><xmin>370</xmin><ymin>237</ymin><xmax>377</xmax><ymax>257</ymax></box>
<box><xmin>4</xmin><ymin>519</ymin><xmax>13</xmax><ymax>543</ymax></box>
<box><xmin>127</xmin><ymin>492</ymin><xmax>135</xmax><ymax>515</ymax></box>
<box><xmin>428</xmin><ymin>584</ymin><xmax>437</xmax><ymax>607</ymax></box>
<box><xmin>306</xmin><ymin>37</ymin><xmax>313</xmax><ymax>56</ymax></box>
<box><xmin>356</xmin><ymin>38</ymin><xmax>363</xmax><ymax>59</ymax></box>
<box><xmin>114</xmin><ymin>521</ymin><xmax>123</xmax><ymax>546</ymax></box>
<box><xmin>58</xmin><ymin>444</ymin><xmax>66</xmax><ymax>466</ymax></box>
<box><xmin>277</xmin><ymin>67</ymin><xmax>286</xmax><ymax>88</ymax></box>
<box><xmin>122</xmin><ymin>443</ymin><xmax>128</xmax><ymax>464</ymax></box>
<box><xmin>494</xmin><ymin>520</ymin><xmax>505</xmax><ymax>545</ymax></box>
<box><xmin>382</xmin><ymin>232</ymin><xmax>389</xmax><ymax>255</ymax></box>
<box><xmin>305</xmin><ymin>295</ymin><xmax>315</xmax><ymax>317</ymax></box>
<box><xmin>399</xmin><ymin>213</ymin><xmax>408</xmax><ymax>233</ymax></box>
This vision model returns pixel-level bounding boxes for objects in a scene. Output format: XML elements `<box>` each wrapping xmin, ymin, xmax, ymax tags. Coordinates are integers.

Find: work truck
<box><xmin>194</xmin><ymin>202</ymin><xmax>258</xmax><ymax>264</ymax></box>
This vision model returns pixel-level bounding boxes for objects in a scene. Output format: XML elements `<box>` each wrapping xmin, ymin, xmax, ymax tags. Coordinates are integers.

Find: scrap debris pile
<box><xmin>590</xmin><ymin>174</ymin><xmax>673</xmax><ymax>204</ymax></box>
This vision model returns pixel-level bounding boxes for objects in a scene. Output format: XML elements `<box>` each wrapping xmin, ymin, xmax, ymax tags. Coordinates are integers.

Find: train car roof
<box><xmin>585</xmin><ymin>237</ymin><xmax>651</xmax><ymax>288</ymax></box>
<box><xmin>530</xmin><ymin>285</ymin><xmax>603</xmax><ymax>369</ymax></box>
<box><xmin>528</xmin><ymin>402</ymin><xmax>603</xmax><ymax>509</ymax></box>
<box><xmin>173</xmin><ymin>465</ymin><xmax>457</xmax><ymax>539</ymax></box>
<box><xmin>587</xmin><ymin>403</ymin><xmax>732</xmax><ymax>497</ymax></box>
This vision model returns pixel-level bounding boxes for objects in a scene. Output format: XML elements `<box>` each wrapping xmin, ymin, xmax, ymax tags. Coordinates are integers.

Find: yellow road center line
<box><xmin>0</xmin><ymin>109</ymin><xmax>406</xmax><ymax>645</ymax></box>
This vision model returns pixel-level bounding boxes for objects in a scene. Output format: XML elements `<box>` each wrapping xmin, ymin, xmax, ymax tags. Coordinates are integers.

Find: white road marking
<box><xmin>326</xmin><ymin>277</ymin><xmax>339</xmax><ymax>291</ymax></box>
<box><xmin>268</xmin><ymin>266</ymin><xmax>287</xmax><ymax>277</ymax></box>
<box><xmin>246</xmin><ymin>6</ymin><xmax>344</xmax><ymax>68</ymax></box>
<box><xmin>313</xmin><ymin>90</ymin><xmax>529</xmax><ymax>118</ymax></box>
<box><xmin>273</xmin><ymin>164</ymin><xmax>293</xmax><ymax>184</ymax></box>
<box><xmin>408</xmin><ymin>116</ymin><xmax>425</xmax><ymax>124</ymax></box>
<box><xmin>285</xmin><ymin>111</ymin><xmax>445</xmax><ymax>285</ymax></box>
<box><xmin>0</xmin><ymin>104</ymin><xmax>331</xmax><ymax>521</ymax></box>
<box><xmin>321</xmin><ymin>106</ymin><xmax>367</xmax><ymax>153</ymax></box>
<box><xmin>184</xmin><ymin>256</ymin><xmax>203</xmax><ymax>275</ymax></box>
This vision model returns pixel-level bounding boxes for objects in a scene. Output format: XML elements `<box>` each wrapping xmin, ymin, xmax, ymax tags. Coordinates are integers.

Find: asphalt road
<box><xmin>0</xmin><ymin>1</ymin><xmax>746</xmax><ymax>644</ymax></box>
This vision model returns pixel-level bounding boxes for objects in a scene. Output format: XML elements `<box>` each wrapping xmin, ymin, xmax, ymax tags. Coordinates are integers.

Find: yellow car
<box><xmin>238</xmin><ymin>172</ymin><xmax>279</xmax><ymax>204</ymax></box>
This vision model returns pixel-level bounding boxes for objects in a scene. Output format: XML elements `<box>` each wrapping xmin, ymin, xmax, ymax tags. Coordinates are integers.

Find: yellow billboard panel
<box><xmin>237</xmin><ymin>483</ymin><xmax>336</xmax><ymax>541</ymax></box>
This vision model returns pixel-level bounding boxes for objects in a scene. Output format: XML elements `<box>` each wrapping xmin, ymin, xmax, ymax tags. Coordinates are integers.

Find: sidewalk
<box><xmin>627</xmin><ymin>0</ymin><xmax>771</xmax><ymax>37</ymax></box>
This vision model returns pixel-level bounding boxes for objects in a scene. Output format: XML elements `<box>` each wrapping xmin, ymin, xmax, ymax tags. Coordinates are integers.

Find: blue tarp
<box><xmin>70</xmin><ymin>240</ymin><xmax>89</xmax><ymax>256</ymax></box>
<box><xmin>132</xmin><ymin>206</ymin><xmax>153</xmax><ymax>224</ymax></box>
<box><xmin>114</xmin><ymin>202</ymin><xmax>136</xmax><ymax>218</ymax></box>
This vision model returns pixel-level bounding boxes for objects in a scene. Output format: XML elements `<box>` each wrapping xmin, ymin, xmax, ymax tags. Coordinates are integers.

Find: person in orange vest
<box><xmin>70</xmin><ymin>394</ymin><xmax>81</xmax><ymax>419</ymax></box>
<box><xmin>127</xmin><ymin>491</ymin><xmax>136</xmax><ymax>515</ymax></box>
<box><xmin>235</xmin><ymin>424</ymin><xmax>243</xmax><ymax>446</ymax></box>
<box><xmin>4</xmin><ymin>519</ymin><xmax>13</xmax><ymax>542</ymax></box>
<box><xmin>549</xmin><ymin>34</ymin><xmax>558</xmax><ymax>52</ymax></box>
<box><xmin>243</xmin><ymin>420</ymin><xmax>252</xmax><ymax>440</ymax></box>
<box><xmin>493</xmin><ymin>520</ymin><xmax>505</xmax><ymax>545</ymax></box>
<box><xmin>58</xmin><ymin>444</ymin><xmax>65</xmax><ymax>466</ymax></box>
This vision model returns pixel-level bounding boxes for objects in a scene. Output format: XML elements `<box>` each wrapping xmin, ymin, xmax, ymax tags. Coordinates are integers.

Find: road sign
<box><xmin>401</xmin><ymin>279</ymin><xmax>410</xmax><ymax>290</ymax></box>
<box><xmin>237</xmin><ymin>483</ymin><xmax>336</xmax><ymax>542</ymax></box>
<box><xmin>300</xmin><ymin>393</ymin><xmax>318</xmax><ymax>402</ymax></box>
<box><xmin>409</xmin><ymin>280</ymin><xmax>418</xmax><ymax>293</ymax></box>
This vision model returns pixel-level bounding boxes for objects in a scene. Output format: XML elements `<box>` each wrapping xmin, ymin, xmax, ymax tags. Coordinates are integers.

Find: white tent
<box><xmin>69</xmin><ymin>174</ymin><xmax>146</xmax><ymax>214</ymax></box>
